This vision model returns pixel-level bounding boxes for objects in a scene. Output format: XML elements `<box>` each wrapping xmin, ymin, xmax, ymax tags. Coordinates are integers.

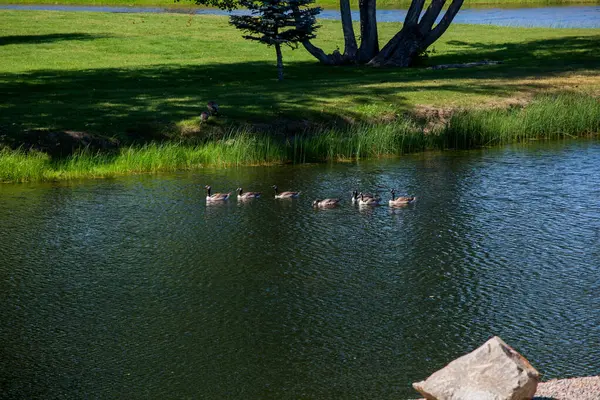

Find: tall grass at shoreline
<box><xmin>445</xmin><ymin>93</ymin><xmax>600</xmax><ymax>148</ymax></box>
<box><xmin>293</xmin><ymin>119</ymin><xmax>434</xmax><ymax>162</ymax></box>
<box><xmin>2</xmin><ymin>94</ymin><xmax>598</xmax><ymax>184</ymax></box>
<box><xmin>0</xmin><ymin>133</ymin><xmax>288</xmax><ymax>183</ymax></box>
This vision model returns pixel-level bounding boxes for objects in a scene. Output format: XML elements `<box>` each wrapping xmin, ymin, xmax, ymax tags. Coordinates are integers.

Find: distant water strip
<box><xmin>1</xmin><ymin>4</ymin><xmax>600</xmax><ymax>28</ymax></box>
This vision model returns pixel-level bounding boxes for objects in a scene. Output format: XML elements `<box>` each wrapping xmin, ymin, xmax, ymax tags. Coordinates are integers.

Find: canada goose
<box><xmin>200</xmin><ymin>111</ymin><xmax>210</xmax><ymax>123</ymax></box>
<box><xmin>205</xmin><ymin>185</ymin><xmax>230</xmax><ymax>201</ymax></box>
<box><xmin>272</xmin><ymin>185</ymin><xmax>300</xmax><ymax>199</ymax></box>
<box><xmin>207</xmin><ymin>101</ymin><xmax>219</xmax><ymax>116</ymax></box>
<box><xmin>313</xmin><ymin>198</ymin><xmax>341</xmax><ymax>208</ymax></box>
<box><xmin>352</xmin><ymin>190</ymin><xmax>376</xmax><ymax>204</ymax></box>
<box><xmin>358</xmin><ymin>192</ymin><xmax>382</xmax><ymax>206</ymax></box>
<box><xmin>388</xmin><ymin>189</ymin><xmax>416</xmax><ymax>207</ymax></box>
<box><xmin>236</xmin><ymin>187</ymin><xmax>261</xmax><ymax>200</ymax></box>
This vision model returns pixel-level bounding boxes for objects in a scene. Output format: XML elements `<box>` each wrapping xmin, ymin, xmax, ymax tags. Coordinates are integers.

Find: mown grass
<box><xmin>1</xmin><ymin>11</ymin><xmax>599</xmax><ymax>182</ymax></box>
<box><xmin>1</xmin><ymin>0</ymin><xmax>598</xmax><ymax>10</ymax></box>
<box><xmin>1</xmin><ymin>11</ymin><xmax>599</xmax><ymax>142</ymax></box>
<box><xmin>2</xmin><ymin>93</ymin><xmax>598</xmax><ymax>183</ymax></box>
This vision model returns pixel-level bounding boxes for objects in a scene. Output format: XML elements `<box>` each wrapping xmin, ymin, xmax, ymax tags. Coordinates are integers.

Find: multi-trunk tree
<box><xmin>180</xmin><ymin>0</ymin><xmax>465</xmax><ymax>67</ymax></box>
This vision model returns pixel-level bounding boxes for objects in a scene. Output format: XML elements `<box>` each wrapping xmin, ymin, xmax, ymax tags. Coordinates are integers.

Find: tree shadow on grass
<box><xmin>0</xmin><ymin>34</ymin><xmax>598</xmax><ymax>155</ymax></box>
<box><xmin>437</xmin><ymin>35</ymin><xmax>600</xmax><ymax>73</ymax></box>
<box><xmin>0</xmin><ymin>33</ymin><xmax>111</xmax><ymax>46</ymax></box>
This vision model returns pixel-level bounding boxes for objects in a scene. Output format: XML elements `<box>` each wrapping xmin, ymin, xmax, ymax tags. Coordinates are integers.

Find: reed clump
<box><xmin>291</xmin><ymin>119</ymin><xmax>436</xmax><ymax>162</ymax></box>
<box><xmin>1</xmin><ymin>93</ymin><xmax>599</xmax><ymax>183</ymax></box>
<box><xmin>445</xmin><ymin>92</ymin><xmax>600</xmax><ymax>149</ymax></box>
<box><xmin>0</xmin><ymin>148</ymin><xmax>49</xmax><ymax>183</ymax></box>
<box><xmin>0</xmin><ymin>134</ymin><xmax>288</xmax><ymax>183</ymax></box>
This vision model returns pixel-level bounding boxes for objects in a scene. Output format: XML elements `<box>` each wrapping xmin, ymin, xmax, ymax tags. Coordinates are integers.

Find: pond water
<box><xmin>1</xmin><ymin>140</ymin><xmax>599</xmax><ymax>399</ymax></box>
<box><xmin>1</xmin><ymin>4</ymin><xmax>600</xmax><ymax>28</ymax></box>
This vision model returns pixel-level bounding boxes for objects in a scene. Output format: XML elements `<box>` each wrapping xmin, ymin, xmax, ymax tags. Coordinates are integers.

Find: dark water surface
<box><xmin>1</xmin><ymin>141</ymin><xmax>600</xmax><ymax>399</ymax></box>
<box><xmin>1</xmin><ymin>4</ymin><xmax>600</xmax><ymax>28</ymax></box>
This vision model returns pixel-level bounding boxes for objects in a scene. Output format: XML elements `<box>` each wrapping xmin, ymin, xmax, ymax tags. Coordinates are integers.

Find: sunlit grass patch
<box><xmin>0</xmin><ymin>148</ymin><xmax>50</xmax><ymax>183</ymax></box>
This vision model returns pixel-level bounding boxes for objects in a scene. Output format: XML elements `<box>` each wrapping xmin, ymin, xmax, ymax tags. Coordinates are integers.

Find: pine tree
<box><xmin>229</xmin><ymin>0</ymin><xmax>321</xmax><ymax>81</ymax></box>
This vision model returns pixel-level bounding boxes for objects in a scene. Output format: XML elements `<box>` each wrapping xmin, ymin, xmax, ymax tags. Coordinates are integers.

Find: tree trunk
<box><xmin>275</xmin><ymin>43</ymin><xmax>284</xmax><ymax>81</ymax></box>
<box><xmin>419</xmin><ymin>0</ymin><xmax>445</xmax><ymax>34</ymax></box>
<box><xmin>368</xmin><ymin>0</ymin><xmax>464</xmax><ymax>67</ymax></box>
<box><xmin>423</xmin><ymin>0</ymin><xmax>465</xmax><ymax>48</ymax></box>
<box><xmin>357</xmin><ymin>0</ymin><xmax>379</xmax><ymax>63</ymax></box>
<box><xmin>297</xmin><ymin>0</ymin><xmax>464</xmax><ymax>68</ymax></box>
<box><xmin>300</xmin><ymin>40</ymin><xmax>335</xmax><ymax>65</ymax></box>
<box><xmin>300</xmin><ymin>0</ymin><xmax>358</xmax><ymax>65</ymax></box>
<box><xmin>367</xmin><ymin>25</ymin><xmax>423</xmax><ymax>67</ymax></box>
<box><xmin>340</xmin><ymin>0</ymin><xmax>358</xmax><ymax>59</ymax></box>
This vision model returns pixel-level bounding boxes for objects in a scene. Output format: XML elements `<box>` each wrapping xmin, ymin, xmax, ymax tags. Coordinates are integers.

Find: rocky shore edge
<box><xmin>415</xmin><ymin>376</ymin><xmax>600</xmax><ymax>400</ymax></box>
<box><xmin>411</xmin><ymin>337</ymin><xmax>598</xmax><ymax>400</ymax></box>
<box><xmin>532</xmin><ymin>376</ymin><xmax>600</xmax><ymax>400</ymax></box>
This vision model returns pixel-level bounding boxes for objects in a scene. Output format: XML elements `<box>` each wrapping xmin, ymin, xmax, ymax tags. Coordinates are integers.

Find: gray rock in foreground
<box><xmin>413</xmin><ymin>336</ymin><xmax>540</xmax><ymax>400</ymax></box>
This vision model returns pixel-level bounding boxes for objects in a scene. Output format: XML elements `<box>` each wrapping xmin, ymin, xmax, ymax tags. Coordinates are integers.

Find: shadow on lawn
<box><xmin>0</xmin><ymin>34</ymin><xmax>598</xmax><ymax>154</ymax></box>
<box><xmin>0</xmin><ymin>33</ymin><xmax>110</xmax><ymax>46</ymax></box>
<box><xmin>442</xmin><ymin>35</ymin><xmax>600</xmax><ymax>70</ymax></box>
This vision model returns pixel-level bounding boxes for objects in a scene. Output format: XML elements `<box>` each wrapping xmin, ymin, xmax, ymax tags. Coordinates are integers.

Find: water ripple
<box><xmin>1</xmin><ymin>141</ymin><xmax>599</xmax><ymax>398</ymax></box>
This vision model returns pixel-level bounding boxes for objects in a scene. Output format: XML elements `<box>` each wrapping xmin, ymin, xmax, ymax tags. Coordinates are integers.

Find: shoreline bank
<box><xmin>414</xmin><ymin>376</ymin><xmax>600</xmax><ymax>399</ymax></box>
<box><xmin>534</xmin><ymin>376</ymin><xmax>600</xmax><ymax>400</ymax></box>
<box><xmin>1</xmin><ymin>10</ymin><xmax>599</xmax><ymax>183</ymax></box>
<box><xmin>2</xmin><ymin>92</ymin><xmax>599</xmax><ymax>184</ymax></box>
<box><xmin>414</xmin><ymin>376</ymin><xmax>600</xmax><ymax>400</ymax></box>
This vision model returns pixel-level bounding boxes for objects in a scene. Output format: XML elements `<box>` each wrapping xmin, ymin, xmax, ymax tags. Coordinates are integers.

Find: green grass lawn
<box><xmin>2</xmin><ymin>0</ymin><xmax>598</xmax><ymax>9</ymax></box>
<box><xmin>1</xmin><ymin>10</ymin><xmax>599</xmax><ymax>143</ymax></box>
<box><xmin>1</xmin><ymin>10</ymin><xmax>599</xmax><ymax>182</ymax></box>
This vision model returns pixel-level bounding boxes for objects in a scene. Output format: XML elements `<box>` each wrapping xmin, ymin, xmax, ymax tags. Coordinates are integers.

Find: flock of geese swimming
<box><xmin>205</xmin><ymin>185</ymin><xmax>417</xmax><ymax>208</ymax></box>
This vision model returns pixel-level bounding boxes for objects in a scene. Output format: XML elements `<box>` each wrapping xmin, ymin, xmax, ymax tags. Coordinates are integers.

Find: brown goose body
<box><xmin>352</xmin><ymin>190</ymin><xmax>376</xmax><ymax>204</ymax></box>
<box><xmin>358</xmin><ymin>192</ymin><xmax>382</xmax><ymax>206</ymax></box>
<box><xmin>272</xmin><ymin>185</ymin><xmax>300</xmax><ymax>199</ymax></box>
<box><xmin>236</xmin><ymin>187</ymin><xmax>261</xmax><ymax>200</ymax></box>
<box><xmin>313</xmin><ymin>198</ymin><xmax>341</xmax><ymax>208</ymax></box>
<box><xmin>205</xmin><ymin>185</ymin><xmax>230</xmax><ymax>202</ymax></box>
<box><xmin>388</xmin><ymin>189</ymin><xmax>416</xmax><ymax>207</ymax></box>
